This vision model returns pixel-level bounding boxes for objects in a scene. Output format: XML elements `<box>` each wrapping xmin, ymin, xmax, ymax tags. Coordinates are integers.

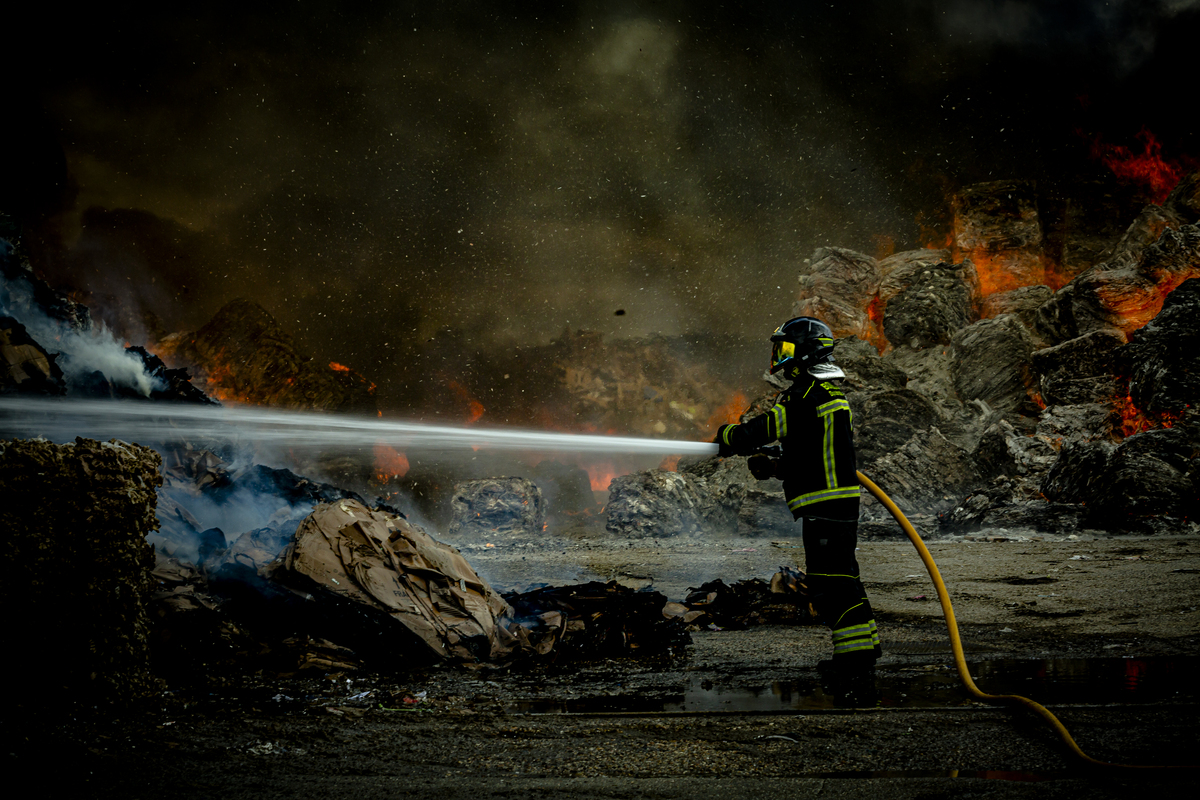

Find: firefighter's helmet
<box><xmin>769</xmin><ymin>316</ymin><xmax>838</xmax><ymax>380</ymax></box>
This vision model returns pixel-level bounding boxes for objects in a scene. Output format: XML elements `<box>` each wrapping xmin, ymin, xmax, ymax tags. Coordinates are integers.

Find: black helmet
<box><xmin>769</xmin><ymin>316</ymin><xmax>836</xmax><ymax>380</ymax></box>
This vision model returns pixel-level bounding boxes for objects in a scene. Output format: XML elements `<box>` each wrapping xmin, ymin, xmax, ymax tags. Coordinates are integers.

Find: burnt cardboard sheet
<box><xmin>268</xmin><ymin>500</ymin><xmax>514</xmax><ymax>662</ymax></box>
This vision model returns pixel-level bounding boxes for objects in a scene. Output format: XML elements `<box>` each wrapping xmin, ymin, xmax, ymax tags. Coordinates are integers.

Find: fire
<box><xmin>969</xmin><ymin>251</ymin><xmax>1032</xmax><ymax>298</ymax></box>
<box><xmin>1113</xmin><ymin>393</ymin><xmax>1180</xmax><ymax>438</ymax></box>
<box><xmin>922</xmin><ymin>231</ymin><xmax>954</xmax><ymax>250</ymax></box>
<box><xmin>865</xmin><ymin>295</ymin><xmax>888</xmax><ymax>352</ymax></box>
<box><xmin>705</xmin><ymin>391</ymin><xmax>749</xmax><ymax>430</ymax></box>
<box><xmin>872</xmin><ymin>234</ymin><xmax>896</xmax><ymax>260</ymax></box>
<box><xmin>329</xmin><ymin>361</ymin><xmax>377</xmax><ymax>394</ymax></box>
<box><xmin>1090</xmin><ymin>127</ymin><xmax>1188</xmax><ymax>204</ymax></box>
<box><xmin>586</xmin><ymin>463</ymin><xmax>619</xmax><ymax>492</ymax></box>
<box><xmin>372</xmin><ymin>443</ymin><xmax>410</xmax><ymax>481</ymax></box>
<box><xmin>448</xmin><ymin>380</ymin><xmax>485</xmax><ymax>425</ymax></box>
<box><xmin>659</xmin><ymin>454</ymin><xmax>682</xmax><ymax>472</ymax></box>
<box><xmin>194</xmin><ymin>355</ymin><xmax>255</xmax><ymax>404</ymax></box>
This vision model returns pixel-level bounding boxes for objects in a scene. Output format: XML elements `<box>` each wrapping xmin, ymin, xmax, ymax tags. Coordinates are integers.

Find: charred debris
<box><xmin>3</xmin><ymin>172</ymin><xmax>1200</xmax><ymax>708</ymax></box>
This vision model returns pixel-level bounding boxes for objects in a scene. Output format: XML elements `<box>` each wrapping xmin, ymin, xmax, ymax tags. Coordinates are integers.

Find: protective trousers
<box><xmin>802</xmin><ymin>516</ymin><xmax>880</xmax><ymax>664</ymax></box>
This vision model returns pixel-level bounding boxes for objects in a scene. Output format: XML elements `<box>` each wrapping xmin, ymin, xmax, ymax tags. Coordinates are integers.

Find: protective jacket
<box><xmin>718</xmin><ymin>377</ymin><xmax>859</xmax><ymax>520</ymax></box>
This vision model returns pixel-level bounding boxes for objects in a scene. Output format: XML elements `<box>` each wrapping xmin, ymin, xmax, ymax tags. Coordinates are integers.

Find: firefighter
<box><xmin>715</xmin><ymin>316</ymin><xmax>880</xmax><ymax>706</ymax></box>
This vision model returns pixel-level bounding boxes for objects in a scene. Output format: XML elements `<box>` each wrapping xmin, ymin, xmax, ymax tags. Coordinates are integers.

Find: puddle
<box><xmin>508</xmin><ymin>656</ymin><xmax>1198</xmax><ymax>714</ymax></box>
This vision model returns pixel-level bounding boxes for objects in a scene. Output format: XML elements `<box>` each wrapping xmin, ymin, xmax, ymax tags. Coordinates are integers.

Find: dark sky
<box><xmin>6</xmin><ymin>1</ymin><xmax>1199</xmax><ymax>401</ymax></box>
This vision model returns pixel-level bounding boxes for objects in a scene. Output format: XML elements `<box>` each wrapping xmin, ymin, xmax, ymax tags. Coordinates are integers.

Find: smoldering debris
<box><xmin>665</xmin><ymin>567</ymin><xmax>815</xmax><ymax>630</ymax></box>
<box><xmin>154</xmin><ymin>444</ymin><xmax>375</xmax><ymax>565</ymax></box>
<box><xmin>449</xmin><ymin>477</ymin><xmax>546</xmax><ymax>540</ymax></box>
<box><xmin>504</xmin><ymin>581</ymin><xmax>691</xmax><ymax>662</ymax></box>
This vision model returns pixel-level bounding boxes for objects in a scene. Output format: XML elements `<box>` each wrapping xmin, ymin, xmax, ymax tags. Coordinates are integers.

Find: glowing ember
<box><xmin>329</xmin><ymin>362</ymin><xmax>351</xmax><ymax>372</ymax></box>
<box><xmin>1091</xmin><ymin>127</ymin><xmax>1187</xmax><ymax>204</ymax></box>
<box><xmin>1113</xmin><ymin>393</ymin><xmax>1179</xmax><ymax>438</ymax></box>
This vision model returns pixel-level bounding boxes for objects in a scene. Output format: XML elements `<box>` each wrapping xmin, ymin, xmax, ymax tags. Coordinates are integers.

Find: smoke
<box><xmin>0</xmin><ymin>271</ymin><xmax>165</xmax><ymax>397</ymax></box>
<box><xmin>937</xmin><ymin>0</ymin><xmax>1200</xmax><ymax>76</ymax></box>
<box><xmin>8</xmin><ymin>1</ymin><xmax>1199</xmax><ymax>404</ymax></box>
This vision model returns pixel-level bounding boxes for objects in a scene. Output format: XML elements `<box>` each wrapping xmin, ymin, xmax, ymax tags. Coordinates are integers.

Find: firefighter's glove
<box><xmin>715</xmin><ymin>424</ymin><xmax>735</xmax><ymax>457</ymax></box>
<box><xmin>746</xmin><ymin>454</ymin><xmax>778</xmax><ymax>481</ymax></box>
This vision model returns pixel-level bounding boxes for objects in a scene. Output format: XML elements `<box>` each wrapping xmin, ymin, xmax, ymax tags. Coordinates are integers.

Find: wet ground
<box><xmin>11</xmin><ymin>530</ymin><xmax>1200</xmax><ymax>798</ymax></box>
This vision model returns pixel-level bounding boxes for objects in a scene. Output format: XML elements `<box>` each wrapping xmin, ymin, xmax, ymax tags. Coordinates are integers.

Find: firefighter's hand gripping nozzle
<box><xmin>713</xmin><ymin>425</ymin><xmax>781</xmax><ymax>481</ymax></box>
<box><xmin>746</xmin><ymin>444</ymin><xmax>781</xmax><ymax>480</ymax></box>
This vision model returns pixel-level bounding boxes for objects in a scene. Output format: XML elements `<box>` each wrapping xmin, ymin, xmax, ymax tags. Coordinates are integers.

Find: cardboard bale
<box><xmin>0</xmin><ymin>437</ymin><xmax>162</xmax><ymax>709</ymax></box>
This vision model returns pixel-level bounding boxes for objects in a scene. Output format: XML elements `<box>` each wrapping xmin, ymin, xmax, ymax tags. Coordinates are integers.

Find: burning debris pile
<box><xmin>156</xmin><ymin>298</ymin><xmax>377</xmax><ymax>413</ymax></box>
<box><xmin>612</xmin><ymin>173</ymin><xmax>1200</xmax><ymax>539</ymax></box>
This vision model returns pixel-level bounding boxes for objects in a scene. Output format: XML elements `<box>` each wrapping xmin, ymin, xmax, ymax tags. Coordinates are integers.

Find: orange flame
<box><xmin>970</xmin><ymin>251</ymin><xmax>1030</xmax><ymax>297</ymax></box>
<box><xmin>448</xmin><ymin>381</ymin><xmax>485</xmax><ymax>425</ymax></box>
<box><xmin>586</xmin><ymin>463</ymin><xmax>620</xmax><ymax>492</ymax></box>
<box><xmin>705</xmin><ymin>391</ymin><xmax>749</xmax><ymax>430</ymax></box>
<box><xmin>372</xmin><ymin>443</ymin><xmax>410</xmax><ymax>481</ymax></box>
<box><xmin>1091</xmin><ymin>127</ymin><xmax>1186</xmax><ymax>204</ymax></box>
<box><xmin>659</xmin><ymin>454</ymin><xmax>682</xmax><ymax>472</ymax></box>
<box><xmin>329</xmin><ymin>362</ymin><xmax>377</xmax><ymax>394</ymax></box>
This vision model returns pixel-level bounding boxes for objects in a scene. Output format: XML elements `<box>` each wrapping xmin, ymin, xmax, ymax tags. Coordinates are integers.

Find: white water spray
<box><xmin>0</xmin><ymin>397</ymin><xmax>722</xmax><ymax>457</ymax></box>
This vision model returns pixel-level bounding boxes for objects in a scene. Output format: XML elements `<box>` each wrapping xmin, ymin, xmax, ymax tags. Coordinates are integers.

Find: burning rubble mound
<box><xmin>155</xmin><ymin>298</ymin><xmax>378</xmax><ymax>413</ymax></box>
<box><xmin>610</xmin><ymin>173</ymin><xmax>1200</xmax><ymax>540</ymax></box>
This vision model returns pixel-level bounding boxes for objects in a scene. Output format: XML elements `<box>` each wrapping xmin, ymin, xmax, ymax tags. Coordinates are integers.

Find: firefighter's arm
<box><xmin>714</xmin><ymin>412</ymin><xmax>773</xmax><ymax>456</ymax></box>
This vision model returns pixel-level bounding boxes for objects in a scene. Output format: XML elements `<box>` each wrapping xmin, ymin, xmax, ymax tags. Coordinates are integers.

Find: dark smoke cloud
<box><xmin>6</xmin><ymin>1</ymin><xmax>1198</xmax><ymax>408</ymax></box>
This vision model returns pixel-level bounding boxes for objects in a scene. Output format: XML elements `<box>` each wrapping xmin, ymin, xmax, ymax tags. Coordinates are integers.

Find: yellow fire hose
<box><xmin>857</xmin><ymin>470</ymin><xmax>1195</xmax><ymax>771</ymax></box>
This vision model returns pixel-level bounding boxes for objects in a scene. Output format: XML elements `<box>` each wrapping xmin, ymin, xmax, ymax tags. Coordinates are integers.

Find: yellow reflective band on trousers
<box><xmin>787</xmin><ymin>485</ymin><xmax>861</xmax><ymax>511</ymax></box>
<box><xmin>832</xmin><ymin>621</ymin><xmax>877</xmax><ymax>655</ymax></box>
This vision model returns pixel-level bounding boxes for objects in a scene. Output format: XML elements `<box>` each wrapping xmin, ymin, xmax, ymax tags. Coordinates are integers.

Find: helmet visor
<box><xmin>771</xmin><ymin>340</ymin><xmax>795</xmax><ymax>371</ymax></box>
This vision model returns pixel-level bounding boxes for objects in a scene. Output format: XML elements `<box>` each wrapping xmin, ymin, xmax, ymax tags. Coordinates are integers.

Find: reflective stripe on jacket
<box><xmin>718</xmin><ymin>377</ymin><xmax>859</xmax><ymax>520</ymax></box>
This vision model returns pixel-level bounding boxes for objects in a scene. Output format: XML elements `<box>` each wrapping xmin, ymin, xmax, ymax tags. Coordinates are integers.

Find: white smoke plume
<box><xmin>1</xmin><ymin>271</ymin><xmax>165</xmax><ymax>397</ymax></box>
